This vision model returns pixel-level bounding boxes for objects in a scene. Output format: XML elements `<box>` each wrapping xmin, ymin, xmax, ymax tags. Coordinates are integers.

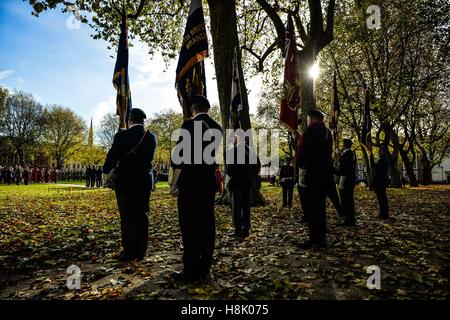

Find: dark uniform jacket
<box><xmin>173</xmin><ymin>113</ymin><xmax>222</xmax><ymax>193</ymax></box>
<box><xmin>226</xmin><ymin>143</ymin><xmax>258</xmax><ymax>191</ymax></box>
<box><xmin>96</xmin><ymin>168</ymin><xmax>103</xmax><ymax>179</ymax></box>
<box><xmin>298</xmin><ymin>120</ymin><xmax>333</xmax><ymax>188</ymax></box>
<box><xmin>338</xmin><ymin>149</ymin><xmax>357</xmax><ymax>188</ymax></box>
<box><xmin>279</xmin><ymin>165</ymin><xmax>295</xmax><ymax>186</ymax></box>
<box><xmin>373</xmin><ymin>155</ymin><xmax>389</xmax><ymax>190</ymax></box>
<box><xmin>103</xmin><ymin>124</ymin><xmax>157</xmax><ymax>193</ymax></box>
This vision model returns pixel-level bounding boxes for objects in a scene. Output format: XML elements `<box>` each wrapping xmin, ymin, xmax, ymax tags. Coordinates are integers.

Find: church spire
<box><xmin>88</xmin><ymin>117</ymin><xmax>94</xmax><ymax>146</ymax></box>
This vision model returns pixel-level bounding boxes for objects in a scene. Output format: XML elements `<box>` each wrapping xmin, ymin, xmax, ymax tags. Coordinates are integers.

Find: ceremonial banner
<box><xmin>280</xmin><ymin>14</ymin><xmax>300</xmax><ymax>132</ymax></box>
<box><xmin>360</xmin><ymin>87</ymin><xmax>372</xmax><ymax>151</ymax></box>
<box><xmin>113</xmin><ymin>13</ymin><xmax>132</xmax><ymax>130</ymax></box>
<box><xmin>329</xmin><ymin>72</ymin><xmax>340</xmax><ymax>150</ymax></box>
<box><xmin>229</xmin><ymin>47</ymin><xmax>241</xmax><ymax>130</ymax></box>
<box><xmin>175</xmin><ymin>0</ymin><xmax>208</xmax><ymax>119</ymax></box>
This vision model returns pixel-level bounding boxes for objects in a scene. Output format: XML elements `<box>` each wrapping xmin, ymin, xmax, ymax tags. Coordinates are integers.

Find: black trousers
<box><xmin>375</xmin><ymin>187</ymin><xmax>389</xmax><ymax>219</ymax></box>
<box><xmin>340</xmin><ymin>186</ymin><xmax>355</xmax><ymax>225</ymax></box>
<box><xmin>178</xmin><ymin>190</ymin><xmax>215</xmax><ymax>278</ymax></box>
<box><xmin>303</xmin><ymin>186</ymin><xmax>327</xmax><ymax>244</ymax></box>
<box><xmin>230</xmin><ymin>188</ymin><xmax>251</xmax><ymax>237</ymax></box>
<box><xmin>115</xmin><ymin>190</ymin><xmax>150</xmax><ymax>259</ymax></box>
<box><xmin>282</xmin><ymin>182</ymin><xmax>294</xmax><ymax>207</ymax></box>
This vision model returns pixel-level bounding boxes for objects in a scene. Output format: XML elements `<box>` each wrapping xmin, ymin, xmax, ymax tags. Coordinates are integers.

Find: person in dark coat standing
<box><xmin>170</xmin><ymin>95</ymin><xmax>223</xmax><ymax>282</ymax></box>
<box><xmin>279</xmin><ymin>158</ymin><xmax>295</xmax><ymax>208</ymax></box>
<box><xmin>96</xmin><ymin>167</ymin><xmax>103</xmax><ymax>188</ymax></box>
<box><xmin>226</xmin><ymin>135</ymin><xmax>254</xmax><ymax>239</ymax></box>
<box><xmin>85</xmin><ymin>166</ymin><xmax>91</xmax><ymax>187</ymax></box>
<box><xmin>337</xmin><ymin>138</ymin><xmax>357</xmax><ymax>226</ymax></box>
<box><xmin>3</xmin><ymin>166</ymin><xmax>11</xmax><ymax>185</ymax></box>
<box><xmin>89</xmin><ymin>166</ymin><xmax>96</xmax><ymax>188</ymax></box>
<box><xmin>373</xmin><ymin>147</ymin><xmax>389</xmax><ymax>219</ymax></box>
<box><xmin>297</xmin><ymin>109</ymin><xmax>333</xmax><ymax>249</ymax></box>
<box><xmin>103</xmin><ymin>108</ymin><xmax>157</xmax><ymax>262</ymax></box>
<box><xmin>15</xmin><ymin>166</ymin><xmax>21</xmax><ymax>185</ymax></box>
<box><xmin>23</xmin><ymin>167</ymin><xmax>30</xmax><ymax>185</ymax></box>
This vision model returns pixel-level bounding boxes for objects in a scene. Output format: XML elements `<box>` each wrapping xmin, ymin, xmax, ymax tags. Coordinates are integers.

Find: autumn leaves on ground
<box><xmin>0</xmin><ymin>183</ymin><xmax>449</xmax><ymax>300</ymax></box>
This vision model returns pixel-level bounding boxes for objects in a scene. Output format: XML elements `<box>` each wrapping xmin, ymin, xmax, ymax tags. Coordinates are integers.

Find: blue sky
<box><xmin>0</xmin><ymin>0</ymin><xmax>261</xmax><ymax>128</ymax></box>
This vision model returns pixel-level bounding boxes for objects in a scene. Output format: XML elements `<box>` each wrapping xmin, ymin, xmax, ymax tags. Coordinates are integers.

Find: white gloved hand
<box><xmin>168</xmin><ymin>168</ymin><xmax>181</xmax><ymax>196</ymax></box>
<box><xmin>225</xmin><ymin>174</ymin><xmax>231</xmax><ymax>191</ymax></box>
<box><xmin>298</xmin><ymin>168</ymin><xmax>307</xmax><ymax>187</ymax></box>
<box><xmin>338</xmin><ymin>176</ymin><xmax>345</xmax><ymax>190</ymax></box>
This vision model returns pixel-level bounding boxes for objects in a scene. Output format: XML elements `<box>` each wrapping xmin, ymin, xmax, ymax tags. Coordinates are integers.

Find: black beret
<box><xmin>129</xmin><ymin>108</ymin><xmax>146</xmax><ymax>121</ymax></box>
<box><xmin>191</xmin><ymin>95</ymin><xmax>210</xmax><ymax>110</ymax></box>
<box><xmin>307</xmin><ymin>108</ymin><xmax>324</xmax><ymax>120</ymax></box>
<box><xmin>343</xmin><ymin>138</ymin><xmax>353</xmax><ymax>146</ymax></box>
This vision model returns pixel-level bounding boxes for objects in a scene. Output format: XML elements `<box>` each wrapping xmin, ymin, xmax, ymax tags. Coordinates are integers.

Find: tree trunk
<box><xmin>361</xmin><ymin>146</ymin><xmax>374</xmax><ymax>189</ymax></box>
<box><xmin>399</xmin><ymin>147</ymin><xmax>418</xmax><ymax>187</ymax></box>
<box><xmin>15</xmin><ymin>145</ymin><xmax>24</xmax><ymax>166</ymax></box>
<box><xmin>298</xmin><ymin>51</ymin><xmax>317</xmax><ymax>128</ymax></box>
<box><xmin>207</xmin><ymin>0</ymin><xmax>234</xmax><ymax>133</ymax></box>
<box><xmin>207</xmin><ymin>0</ymin><xmax>234</xmax><ymax>206</ymax></box>
<box><xmin>420</xmin><ymin>151</ymin><xmax>433</xmax><ymax>185</ymax></box>
<box><xmin>388</xmin><ymin>128</ymin><xmax>402</xmax><ymax>188</ymax></box>
<box><xmin>208</xmin><ymin>0</ymin><xmax>265</xmax><ymax>206</ymax></box>
<box><xmin>56</xmin><ymin>158</ymin><xmax>63</xmax><ymax>170</ymax></box>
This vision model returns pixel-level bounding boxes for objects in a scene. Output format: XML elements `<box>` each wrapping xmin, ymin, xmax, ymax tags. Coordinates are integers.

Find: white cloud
<box><xmin>0</xmin><ymin>70</ymin><xmax>15</xmax><ymax>81</ymax></box>
<box><xmin>246</xmin><ymin>74</ymin><xmax>262</xmax><ymax>115</ymax></box>
<box><xmin>16</xmin><ymin>77</ymin><xmax>25</xmax><ymax>85</ymax></box>
<box><xmin>94</xmin><ymin>41</ymin><xmax>261</xmax><ymax>125</ymax></box>
<box><xmin>93</xmin><ymin>95</ymin><xmax>115</xmax><ymax>126</ymax></box>
<box><xmin>126</xmin><ymin>43</ymin><xmax>221</xmax><ymax>116</ymax></box>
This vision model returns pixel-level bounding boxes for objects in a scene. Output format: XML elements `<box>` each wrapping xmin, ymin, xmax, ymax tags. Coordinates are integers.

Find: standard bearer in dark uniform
<box><xmin>170</xmin><ymin>95</ymin><xmax>223</xmax><ymax>282</ymax></box>
<box><xmin>337</xmin><ymin>138</ymin><xmax>357</xmax><ymax>226</ymax></box>
<box><xmin>103</xmin><ymin>108</ymin><xmax>157</xmax><ymax>262</ymax></box>
<box><xmin>297</xmin><ymin>109</ymin><xmax>333</xmax><ymax>248</ymax></box>
<box><xmin>279</xmin><ymin>159</ymin><xmax>295</xmax><ymax>208</ymax></box>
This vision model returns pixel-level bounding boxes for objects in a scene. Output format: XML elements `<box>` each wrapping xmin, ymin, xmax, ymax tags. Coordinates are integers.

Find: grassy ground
<box><xmin>0</xmin><ymin>182</ymin><xmax>448</xmax><ymax>300</ymax></box>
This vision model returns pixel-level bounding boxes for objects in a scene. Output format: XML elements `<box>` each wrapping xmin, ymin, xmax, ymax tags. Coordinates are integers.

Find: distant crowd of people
<box><xmin>0</xmin><ymin>164</ymin><xmax>101</xmax><ymax>186</ymax></box>
<box><xmin>85</xmin><ymin>165</ymin><xmax>103</xmax><ymax>188</ymax></box>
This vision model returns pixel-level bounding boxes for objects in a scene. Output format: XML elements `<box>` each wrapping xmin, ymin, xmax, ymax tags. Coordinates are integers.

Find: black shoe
<box><xmin>171</xmin><ymin>271</ymin><xmax>202</xmax><ymax>282</ymax></box>
<box><xmin>317</xmin><ymin>241</ymin><xmax>327</xmax><ymax>249</ymax></box>
<box><xmin>296</xmin><ymin>239</ymin><xmax>313</xmax><ymax>249</ymax></box>
<box><xmin>296</xmin><ymin>239</ymin><xmax>326</xmax><ymax>249</ymax></box>
<box><xmin>114</xmin><ymin>252</ymin><xmax>135</xmax><ymax>262</ymax></box>
<box><xmin>228</xmin><ymin>231</ymin><xmax>244</xmax><ymax>239</ymax></box>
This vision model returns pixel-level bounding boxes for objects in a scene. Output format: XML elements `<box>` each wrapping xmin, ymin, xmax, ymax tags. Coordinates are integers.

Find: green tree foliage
<box><xmin>146</xmin><ymin>109</ymin><xmax>183</xmax><ymax>167</ymax></box>
<box><xmin>0</xmin><ymin>86</ymin><xmax>7</xmax><ymax>115</ymax></box>
<box><xmin>335</xmin><ymin>0</ymin><xmax>448</xmax><ymax>186</ymax></box>
<box><xmin>73</xmin><ymin>144</ymin><xmax>107</xmax><ymax>167</ymax></box>
<box><xmin>41</xmin><ymin>106</ymin><xmax>87</xmax><ymax>168</ymax></box>
<box><xmin>0</xmin><ymin>90</ymin><xmax>45</xmax><ymax>164</ymax></box>
<box><xmin>97</xmin><ymin>112</ymin><xmax>118</xmax><ymax>150</ymax></box>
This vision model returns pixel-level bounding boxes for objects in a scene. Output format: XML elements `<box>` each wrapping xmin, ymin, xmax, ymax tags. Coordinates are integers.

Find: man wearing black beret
<box><xmin>103</xmin><ymin>108</ymin><xmax>157</xmax><ymax>262</ymax></box>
